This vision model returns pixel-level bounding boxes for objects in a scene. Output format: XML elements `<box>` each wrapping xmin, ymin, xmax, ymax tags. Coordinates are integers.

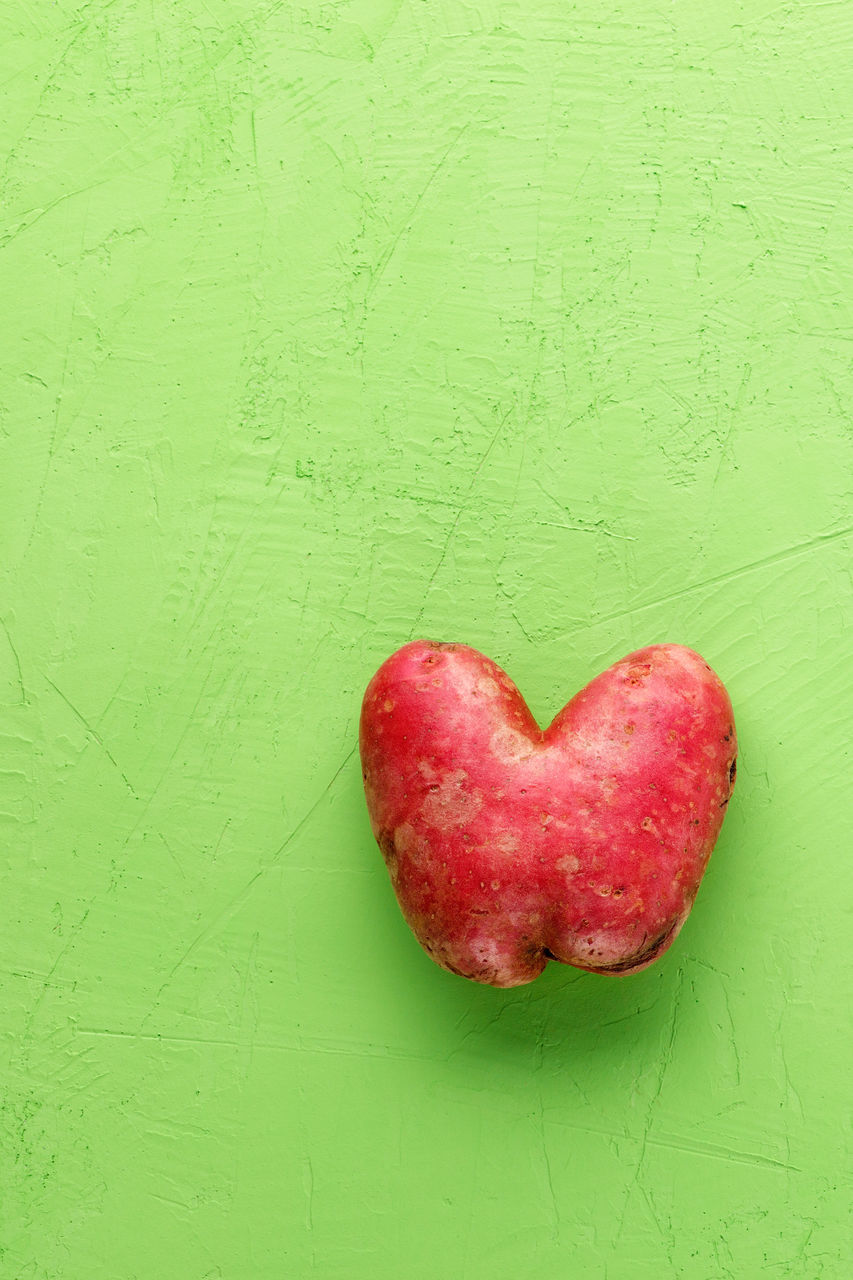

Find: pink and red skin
<box><xmin>360</xmin><ymin>640</ymin><xmax>737</xmax><ymax>988</ymax></box>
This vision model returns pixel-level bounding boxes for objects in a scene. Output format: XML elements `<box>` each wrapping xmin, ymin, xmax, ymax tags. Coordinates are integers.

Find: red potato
<box><xmin>360</xmin><ymin>640</ymin><xmax>737</xmax><ymax>987</ymax></box>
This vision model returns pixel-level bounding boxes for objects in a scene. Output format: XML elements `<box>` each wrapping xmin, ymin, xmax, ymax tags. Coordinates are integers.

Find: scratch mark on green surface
<box><xmin>646</xmin><ymin>1132</ymin><xmax>800</xmax><ymax>1174</ymax></box>
<box><xmin>535</xmin><ymin>518</ymin><xmax>637</xmax><ymax>542</ymax></box>
<box><xmin>24</xmin><ymin>208</ymin><xmax>87</xmax><ymax>552</ymax></box>
<box><xmin>149</xmin><ymin>1190</ymin><xmax>193</xmax><ymax>1214</ymax></box>
<box><xmin>533</xmin><ymin>477</ymin><xmax>636</xmax><ymax>540</ymax></box>
<box><xmin>0</xmin><ymin>616</ymin><xmax>27</xmax><ymax>703</ymax></box>
<box><xmin>77</xmin><ymin>1025</ymin><xmax>435</xmax><ymax>1064</ymax></box>
<box><xmin>19</xmin><ymin>906</ymin><xmax>92</xmax><ymax>1052</ymax></box>
<box><xmin>528</xmin><ymin>73</ymin><xmax>557</xmax><ymax>321</ymax></box>
<box><xmin>534</xmin><ymin>1045</ymin><xmax>561</xmax><ymax>1238</ymax></box>
<box><xmin>713</xmin><ymin>361</ymin><xmax>752</xmax><ymax>485</ymax></box>
<box><xmin>615</xmin><ymin>964</ymin><xmax>684</xmax><ymax>1242</ymax></box>
<box><xmin>4</xmin><ymin>23</ymin><xmax>89</xmax><ymax>164</ymax></box>
<box><xmin>588</xmin><ymin>524</ymin><xmax>853</xmax><ymax>628</ymax></box>
<box><xmin>302</xmin><ymin>1157</ymin><xmax>315</xmax><ymax>1233</ymax></box>
<box><xmin>411</xmin><ymin>411</ymin><xmax>510</xmax><ymax>634</ymax></box>
<box><xmin>6</xmin><ymin>967</ymin><xmax>75</xmax><ymax>988</ymax></box>
<box><xmin>362</xmin><ymin>123</ymin><xmax>471</xmax><ymax>315</ymax></box>
<box><xmin>43</xmin><ymin>674</ymin><xmax>139</xmax><ymax>798</ymax></box>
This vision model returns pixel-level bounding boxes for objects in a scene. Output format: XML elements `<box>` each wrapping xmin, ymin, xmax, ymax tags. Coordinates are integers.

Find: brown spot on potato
<box><xmin>377</xmin><ymin>830</ymin><xmax>393</xmax><ymax>857</ymax></box>
<box><xmin>377</xmin><ymin>830</ymin><xmax>399</xmax><ymax>879</ymax></box>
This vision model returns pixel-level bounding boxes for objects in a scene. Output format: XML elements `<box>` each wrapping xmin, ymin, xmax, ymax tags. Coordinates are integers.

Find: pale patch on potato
<box><xmin>417</xmin><ymin>759</ymin><xmax>438</xmax><ymax>783</ymax></box>
<box><xmin>420</xmin><ymin>769</ymin><xmax>484</xmax><ymax>829</ymax></box>
<box><xmin>394</xmin><ymin>819</ymin><xmax>427</xmax><ymax>870</ymax></box>
<box><xmin>476</xmin><ymin>675</ymin><xmax>501</xmax><ymax>698</ymax></box>
<box><xmin>555</xmin><ymin>853</ymin><xmax>580</xmax><ymax>875</ymax></box>
<box><xmin>489</xmin><ymin>725</ymin><xmax>537</xmax><ymax>763</ymax></box>
<box><xmin>493</xmin><ymin>831</ymin><xmax>519</xmax><ymax>856</ymax></box>
<box><xmin>394</xmin><ymin>821</ymin><xmax>416</xmax><ymax>853</ymax></box>
<box><xmin>382</xmin><ymin>698</ymin><xmax>395</xmax><ymax>712</ymax></box>
<box><xmin>599</xmin><ymin>776</ymin><xmax>618</xmax><ymax>802</ymax></box>
<box><xmin>468</xmin><ymin>932</ymin><xmax>511</xmax><ymax>974</ymax></box>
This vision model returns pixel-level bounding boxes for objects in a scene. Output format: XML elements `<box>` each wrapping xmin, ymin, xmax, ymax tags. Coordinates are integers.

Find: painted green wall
<box><xmin>2</xmin><ymin>2</ymin><xmax>852</xmax><ymax>1276</ymax></box>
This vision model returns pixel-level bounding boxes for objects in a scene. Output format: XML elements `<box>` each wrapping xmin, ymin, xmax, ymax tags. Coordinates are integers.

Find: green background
<box><xmin>2</xmin><ymin>1</ymin><xmax>852</xmax><ymax>1276</ymax></box>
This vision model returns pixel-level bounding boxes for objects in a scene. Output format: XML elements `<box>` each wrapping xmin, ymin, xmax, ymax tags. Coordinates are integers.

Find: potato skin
<box><xmin>360</xmin><ymin>641</ymin><xmax>737</xmax><ymax>987</ymax></box>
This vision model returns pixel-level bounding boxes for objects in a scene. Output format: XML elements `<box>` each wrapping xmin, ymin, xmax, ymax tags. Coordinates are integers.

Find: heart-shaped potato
<box><xmin>360</xmin><ymin>641</ymin><xmax>736</xmax><ymax>986</ymax></box>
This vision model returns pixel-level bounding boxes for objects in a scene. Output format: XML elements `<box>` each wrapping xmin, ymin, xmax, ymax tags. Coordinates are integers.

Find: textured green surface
<box><xmin>2</xmin><ymin>2</ymin><xmax>853</xmax><ymax>1276</ymax></box>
